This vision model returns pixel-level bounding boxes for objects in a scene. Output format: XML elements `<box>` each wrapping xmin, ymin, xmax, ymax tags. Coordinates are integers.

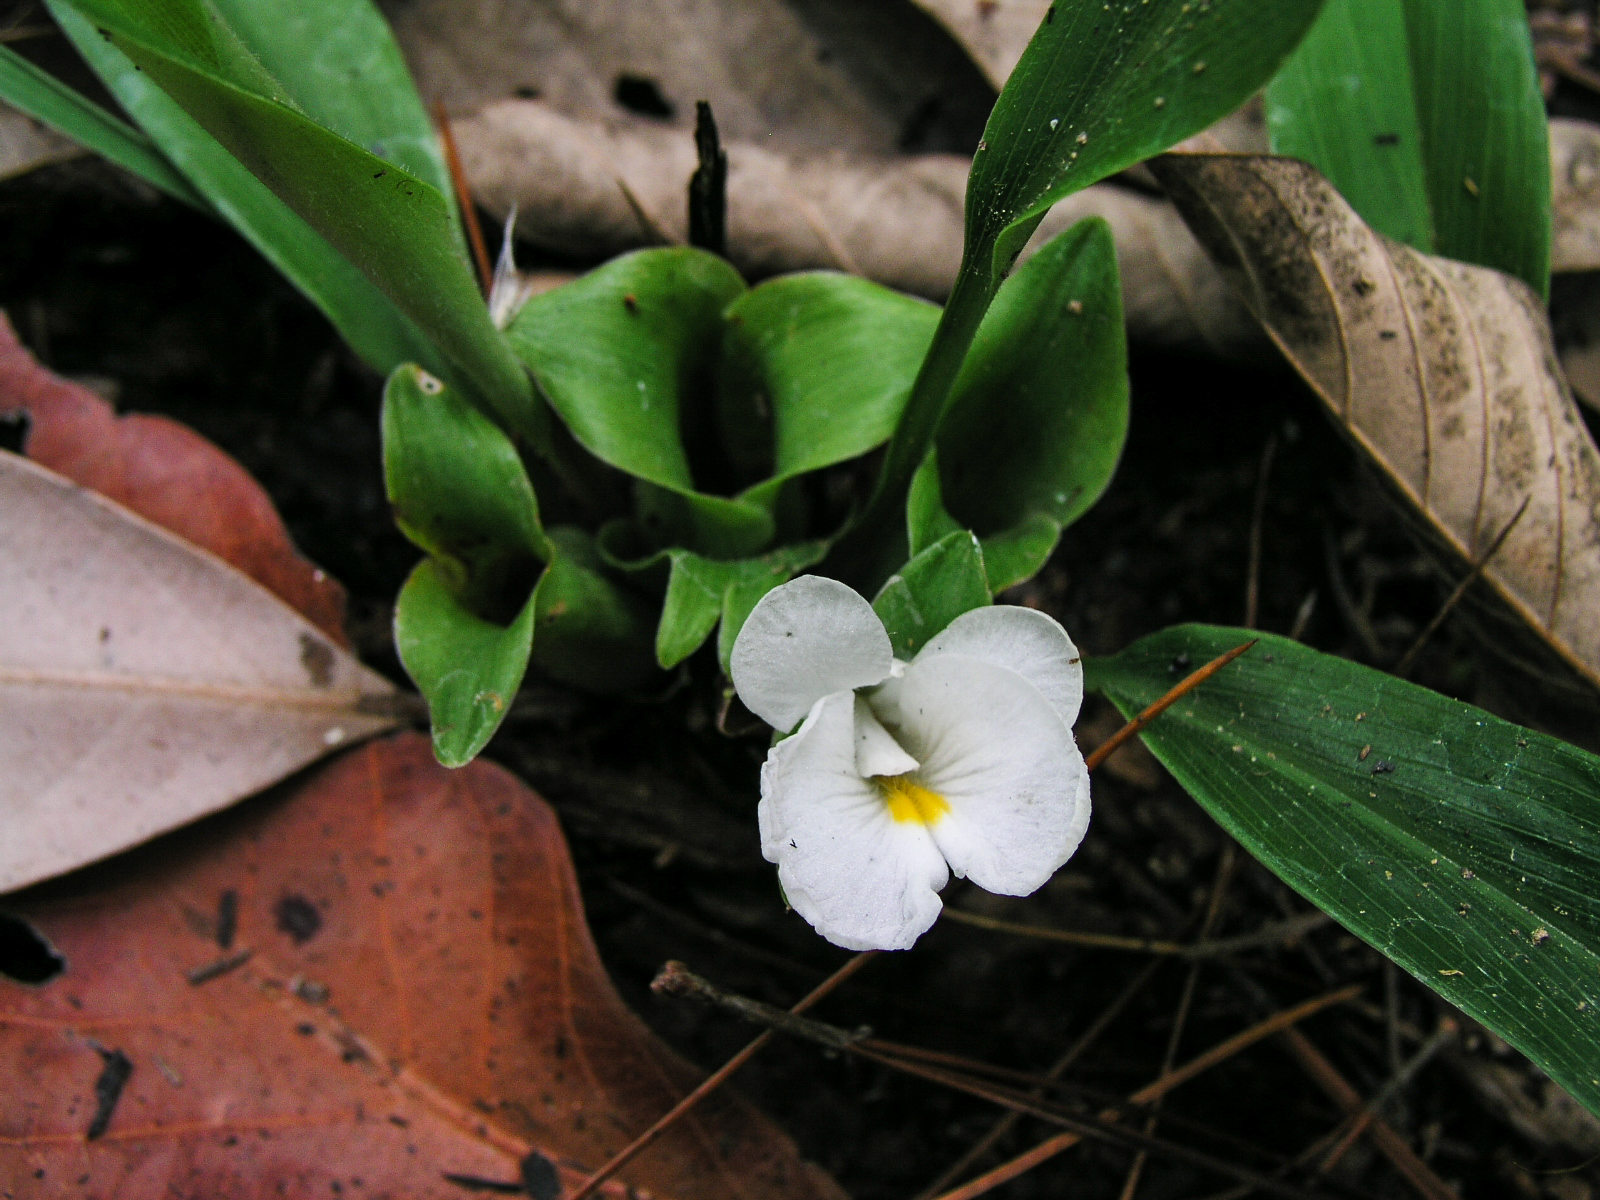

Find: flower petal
<box><xmin>869</xmin><ymin>653</ymin><xmax>1090</xmax><ymax>896</ymax></box>
<box><xmin>759</xmin><ymin>690</ymin><xmax>948</xmax><ymax>951</ymax></box>
<box><xmin>731</xmin><ymin>575</ymin><xmax>895</xmax><ymax>732</ymax></box>
<box><xmin>855</xmin><ymin>695</ymin><xmax>920</xmax><ymax>778</ymax></box>
<box><xmin>918</xmin><ymin>605</ymin><xmax>1083</xmax><ymax>727</ymax></box>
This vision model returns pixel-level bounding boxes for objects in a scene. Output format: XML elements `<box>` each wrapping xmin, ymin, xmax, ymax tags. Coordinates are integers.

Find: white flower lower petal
<box><xmin>731</xmin><ymin>575</ymin><xmax>895</xmax><ymax>732</ymax></box>
<box><xmin>918</xmin><ymin>605</ymin><xmax>1083</xmax><ymax>727</ymax></box>
<box><xmin>855</xmin><ymin>694</ymin><xmax>920</xmax><ymax>778</ymax></box>
<box><xmin>759</xmin><ymin>690</ymin><xmax>948</xmax><ymax>951</ymax></box>
<box><xmin>870</xmin><ymin>653</ymin><xmax>1090</xmax><ymax>896</ymax></box>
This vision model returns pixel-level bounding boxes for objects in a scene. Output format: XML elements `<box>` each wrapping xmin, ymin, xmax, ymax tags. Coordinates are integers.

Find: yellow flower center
<box><xmin>876</xmin><ymin>773</ymin><xmax>950</xmax><ymax>826</ymax></box>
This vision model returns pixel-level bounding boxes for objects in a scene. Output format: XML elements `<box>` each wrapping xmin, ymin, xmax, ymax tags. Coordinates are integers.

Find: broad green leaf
<box><xmin>849</xmin><ymin>0</ymin><xmax>1326</xmax><ymax>570</ymax></box>
<box><xmin>657</xmin><ymin>542</ymin><xmax>829</xmax><ymax>671</ymax></box>
<box><xmin>59</xmin><ymin>0</ymin><xmax>539</xmax><ymax>437</ymax></box>
<box><xmin>718</xmin><ymin>273</ymin><xmax>940</xmax><ymax>503</ymax></box>
<box><xmin>394</xmin><ymin>558</ymin><xmax>537</xmax><ymax>768</ymax></box>
<box><xmin>382</xmin><ymin>365</ymin><xmax>547</xmax><ymax>763</ymax></box>
<box><xmin>907</xmin><ymin>449</ymin><xmax>1062</xmax><ymax>594</ymax></box>
<box><xmin>0</xmin><ymin>42</ymin><xmax>207</xmax><ymax>207</ymax></box>
<box><xmin>873</xmin><ymin>530</ymin><xmax>991</xmax><ymax>659</ymax></box>
<box><xmin>205</xmin><ymin>0</ymin><xmax>453</xmax><ymax>212</ymax></box>
<box><xmin>1090</xmin><ymin>625</ymin><xmax>1600</xmax><ymax>1119</ymax></box>
<box><xmin>1266</xmin><ymin>0</ymin><xmax>1551</xmax><ymax>295</ymax></box>
<box><xmin>937</xmin><ymin>216</ymin><xmax>1128</xmax><ymax>590</ymax></box>
<box><xmin>49</xmin><ymin>0</ymin><xmax>445</xmax><ymax>380</ymax></box>
<box><xmin>506</xmin><ymin>248</ymin><xmax>772</xmax><ymax>557</ymax></box>
<box><xmin>532</xmin><ymin>528</ymin><xmax>660</xmax><ymax>693</ymax></box>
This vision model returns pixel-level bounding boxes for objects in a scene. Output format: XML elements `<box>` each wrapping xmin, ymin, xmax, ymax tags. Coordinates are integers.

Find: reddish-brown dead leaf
<box><xmin>0</xmin><ymin>312</ymin><xmax>348</xmax><ymax>644</ymax></box>
<box><xmin>0</xmin><ymin>732</ymin><xmax>844</xmax><ymax>1200</ymax></box>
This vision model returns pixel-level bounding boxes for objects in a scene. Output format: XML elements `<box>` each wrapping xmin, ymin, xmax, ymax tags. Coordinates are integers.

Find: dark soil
<box><xmin>5</xmin><ymin>63</ymin><xmax>1600</xmax><ymax>1200</ymax></box>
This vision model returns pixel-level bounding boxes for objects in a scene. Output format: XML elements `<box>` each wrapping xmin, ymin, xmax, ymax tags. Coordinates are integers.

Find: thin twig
<box><xmin>926</xmin><ymin>985</ymin><xmax>1364</xmax><ymax>1200</ymax></box>
<box><xmin>1392</xmin><ymin>496</ymin><xmax>1530</xmax><ymax>678</ymax></box>
<box><xmin>940</xmin><ymin>906</ymin><xmax>1328</xmax><ymax>959</ymax></box>
<box><xmin>1086</xmin><ymin>639</ymin><xmax>1257</xmax><ymax>772</ymax></box>
<box><xmin>651</xmin><ymin>961</ymin><xmax>868</xmax><ymax>1050</ymax></box>
<box><xmin>1119</xmin><ymin>846</ymin><xmax>1236</xmax><ymax>1200</ymax></box>
<box><xmin>565</xmin><ymin>951</ymin><xmax>877</xmax><ymax>1200</ymax></box>
<box><xmin>1245</xmin><ymin>433</ymin><xmax>1279</xmax><ymax>630</ymax></box>
<box><xmin>433</xmin><ymin>99</ymin><xmax>494</xmax><ymax>295</ymax></box>
<box><xmin>617</xmin><ymin>177</ymin><xmax>680</xmax><ymax>245</ymax></box>
<box><xmin>1316</xmin><ymin>1019</ymin><xmax>1457</xmax><ymax>1175</ymax></box>
<box><xmin>916</xmin><ymin>960</ymin><xmax>1164</xmax><ymax>1198</ymax></box>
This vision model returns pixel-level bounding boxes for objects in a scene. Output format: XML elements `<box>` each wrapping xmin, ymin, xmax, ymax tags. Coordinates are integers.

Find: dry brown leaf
<box><xmin>0</xmin><ymin>450</ymin><xmax>397</xmax><ymax>893</ymax></box>
<box><xmin>457</xmin><ymin>99</ymin><xmax>1265</xmax><ymax>354</ymax></box>
<box><xmin>1553</xmin><ymin>117</ymin><xmax>1600</xmax><ymax>274</ymax></box>
<box><xmin>905</xmin><ymin>0</ymin><xmax>1051</xmax><ymax>90</ymax></box>
<box><xmin>1153</xmin><ymin>152</ymin><xmax>1600</xmax><ymax>695</ymax></box>
<box><xmin>392</xmin><ymin>0</ymin><xmax>993</xmax><ymax>157</ymax></box>
<box><xmin>0</xmin><ymin>101</ymin><xmax>82</xmax><ymax>183</ymax></box>
<box><xmin>0</xmin><ymin>732</ymin><xmax>845</xmax><ymax>1200</ymax></box>
<box><xmin>0</xmin><ymin>314</ymin><xmax>349</xmax><ymax>642</ymax></box>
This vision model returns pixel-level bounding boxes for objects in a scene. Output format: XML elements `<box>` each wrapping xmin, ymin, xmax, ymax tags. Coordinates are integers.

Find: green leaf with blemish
<box><xmin>873</xmin><ymin>530</ymin><xmax>991</xmax><ymax>659</ymax></box>
<box><xmin>1266</xmin><ymin>0</ymin><xmax>1550</xmax><ymax>295</ymax></box>
<box><xmin>1090</xmin><ymin>624</ymin><xmax>1600</xmax><ymax>1119</ymax></box>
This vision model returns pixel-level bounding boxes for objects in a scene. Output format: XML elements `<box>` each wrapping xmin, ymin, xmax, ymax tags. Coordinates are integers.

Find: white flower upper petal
<box><xmin>918</xmin><ymin>605</ymin><xmax>1083</xmax><ymax>728</ymax></box>
<box><xmin>854</xmin><ymin>695</ymin><xmax>920</xmax><ymax>778</ymax></box>
<box><xmin>731</xmin><ymin>575</ymin><xmax>895</xmax><ymax>732</ymax></box>
<box><xmin>759</xmin><ymin>690</ymin><xmax>948</xmax><ymax>950</ymax></box>
<box><xmin>869</xmin><ymin>653</ymin><xmax>1091</xmax><ymax>896</ymax></box>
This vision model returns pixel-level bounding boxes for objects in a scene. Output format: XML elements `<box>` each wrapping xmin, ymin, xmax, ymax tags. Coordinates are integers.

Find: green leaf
<box><xmin>58</xmin><ymin>0</ymin><xmax>539</xmax><ymax>436</ymax></box>
<box><xmin>719</xmin><ymin>272</ymin><xmax>940</xmax><ymax>503</ymax></box>
<box><xmin>657</xmin><ymin>541</ymin><xmax>830</xmax><ymax>671</ymax></box>
<box><xmin>872</xmin><ymin>530</ymin><xmax>991</xmax><ymax>659</ymax></box>
<box><xmin>1265</xmin><ymin>0</ymin><xmax>1550</xmax><ymax>296</ymax></box>
<box><xmin>48</xmin><ymin>0</ymin><xmax>446</xmax><ymax>380</ymax></box>
<box><xmin>1090</xmin><ymin>625</ymin><xmax>1600</xmax><ymax>1119</ymax></box>
<box><xmin>382</xmin><ymin>365</ymin><xmax>547</xmax><ymax>763</ymax></box>
<box><xmin>0</xmin><ymin>42</ymin><xmax>208</xmax><ymax>207</ymax></box>
<box><xmin>394</xmin><ymin>558</ymin><xmax>537</xmax><ymax>768</ymax></box>
<box><xmin>532</xmin><ymin>528</ymin><xmax>661</xmax><ymax>693</ymax></box>
<box><xmin>506</xmin><ymin>248</ymin><xmax>773</xmax><ymax>557</ymax></box>
<box><xmin>939</xmin><ymin>216</ymin><xmax>1128</xmax><ymax>590</ymax></box>
<box><xmin>847</xmin><ymin>0</ymin><xmax>1326</xmax><ymax>573</ymax></box>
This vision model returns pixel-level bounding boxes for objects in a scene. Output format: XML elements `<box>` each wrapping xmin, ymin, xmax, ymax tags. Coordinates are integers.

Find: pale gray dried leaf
<box><xmin>0</xmin><ymin>101</ymin><xmax>82</xmax><ymax>183</ymax></box>
<box><xmin>1155</xmin><ymin>153</ymin><xmax>1600</xmax><ymax>695</ymax></box>
<box><xmin>0</xmin><ymin>451</ymin><xmax>398</xmax><ymax>893</ymax></box>
<box><xmin>386</xmin><ymin>0</ymin><xmax>993</xmax><ymax>157</ymax></box>
<box><xmin>905</xmin><ymin>0</ymin><xmax>1050</xmax><ymax>90</ymax></box>
<box><xmin>456</xmin><ymin>99</ymin><xmax>1265</xmax><ymax>354</ymax></box>
<box><xmin>1553</xmin><ymin>117</ymin><xmax>1600</xmax><ymax>274</ymax></box>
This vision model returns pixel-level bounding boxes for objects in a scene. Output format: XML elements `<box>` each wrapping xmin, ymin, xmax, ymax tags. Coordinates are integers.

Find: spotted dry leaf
<box><xmin>1154</xmin><ymin>152</ymin><xmax>1600</xmax><ymax>695</ymax></box>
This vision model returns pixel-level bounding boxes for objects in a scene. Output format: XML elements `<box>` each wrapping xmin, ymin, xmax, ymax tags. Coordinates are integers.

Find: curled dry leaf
<box><xmin>456</xmin><ymin>99</ymin><xmax>1264</xmax><ymax>355</ymax></box>
<box><xmin>0</xmin><ymin>314</ymin><xmax>348</xmax><ymax>642</ymax></box>
<box><xmin>1153</xmin><ymin>153</ymin><xmax>1600</xmax><ymax>696</ymax></box>
<box><xmin>905</xmin><ymin>0</ymin><xmax>1052</xmax><ymax>90</ymax></box>
<box><xmin>0</xmin><ymin>101</ymin><xmax>82</xmax><ymax>183</ymax></box>
<box><xmin>1553</xmin><ymin>117</ymin><xmax>1600</xmax><ymax>275</ymax></box>
<box><xmin>0</xmin><ymin>732</ymin><xmax>846</xmax><ymax>1200</ymax></box>
<box><xmin>0</xmin><ymin>450</ymin><xmax>398</xmax><ymax>893</ymax></box>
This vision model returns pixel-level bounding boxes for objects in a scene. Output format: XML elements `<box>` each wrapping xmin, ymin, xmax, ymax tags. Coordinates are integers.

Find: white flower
<box><xmin>730</xmin><ymin>575</ymin><xmax>1091</xmax><ymax>951</ymax></box>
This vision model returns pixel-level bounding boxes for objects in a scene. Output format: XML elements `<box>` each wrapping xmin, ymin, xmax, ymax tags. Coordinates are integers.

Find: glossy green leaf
<box><xmin>532</xmin><ymin>528</ymin><xmax>661</xmax><ymax>694</ymax></box>
<box><xmin>206</xmin><ymin>0</ymin><xmax>453</xmax><ymax>213</ymax></box>
<box><xmin>394</xmin><ymin>558</ymin><xmax>537</xmax><ymax>768</ymax></box>
<box><xmin>849</xmin><ymin>0</ymin><xmax>1325</xmax><ymax>571</ymax></box>
<box><xmin>719</xmin><ymin>273</ymin><xmax>940</xmax><ymax>503</ymax></box>
<box><xmin>383</xmin><ymin>365</ymin><xmax>547</xmax><ymax>764</ymax></box>
<box><xmin>873</xmin><ymin>530</ymin><xmax>991</xmax><ymax>659</ymax></box>
<box><xmin>658</xmin><ymin>542</ymin><xmax>830</xmax><ymax>671</ymax></box>
<box><xmin>0</xmin><ymin>42</ymin><xmax>208</xmax><ymax>207</ymax></box>
<box><xmin>48</xmin><ymin>0</ymin><xmax>446</xmax><ymax>380</ymax></box>
<box><xmin>58</xmin><ymin>0</ymin><xmax>539</xmax><ymax>435</ymax></box>
<box><xmin>1266</xmin><ymin>0</ymin><xmax>1550</xmax><ymax>295</ymax></box>
<box><xmin>907</xmin><ymin>449</ymin><xmax>1062</xmax><ymax>594</ymax></box>
<box><xmin>506</xmin><ymin>248</ymin><xmax>773</xmax><ymax>557</ymax></box>
<box><xmin>941</xmin><ymin>217</ymin><xmax>1128</xmax><ymax>590</ymax></box>
<box><xmin>1090</xmin><ymin>625</ymin><xmax>1600</xmax><ymax>1119</ymax></box>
